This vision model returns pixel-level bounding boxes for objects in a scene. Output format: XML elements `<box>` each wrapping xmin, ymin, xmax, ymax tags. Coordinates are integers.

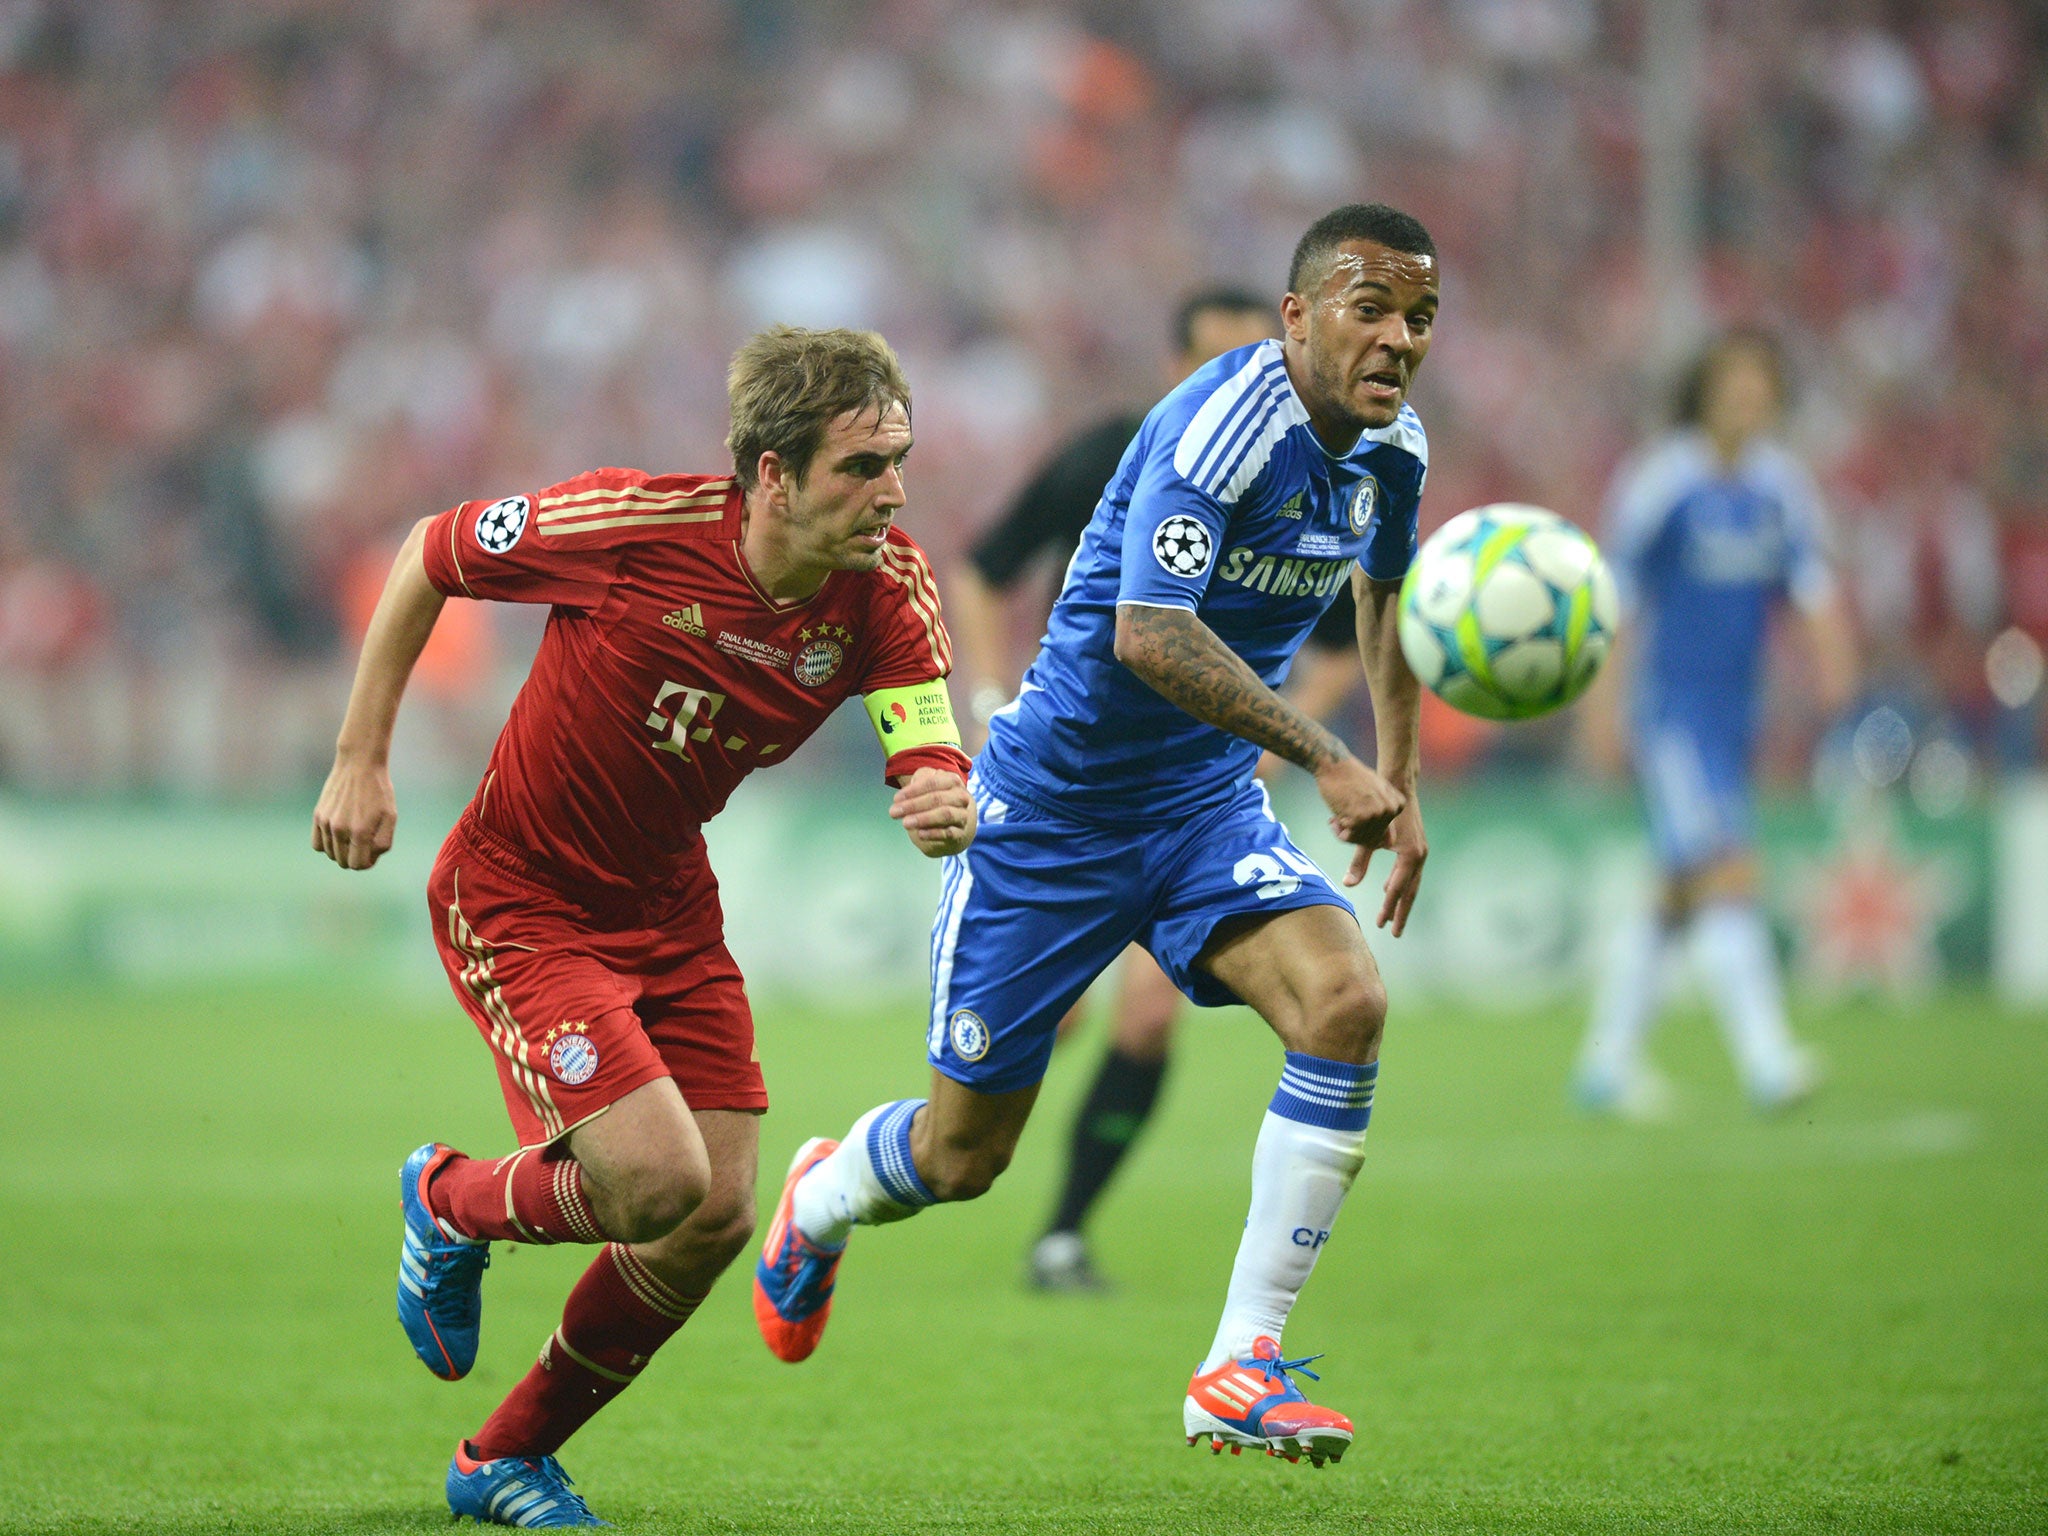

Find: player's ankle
<box><xmin>422</xmin><ymin>1149</ymin><xmax>466</xmax><ymax>1228</ymax></box>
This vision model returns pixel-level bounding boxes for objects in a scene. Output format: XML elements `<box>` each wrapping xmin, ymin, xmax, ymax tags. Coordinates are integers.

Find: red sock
<box><xmin>428</xmin><ymin>1147</ymin><xmax>608</xmax><ymax>1245</ymax></box>
<box><xmin>472</xmin><ymin>1242</ymin><xmax>704</xmax><ymax>1459</ymax></box>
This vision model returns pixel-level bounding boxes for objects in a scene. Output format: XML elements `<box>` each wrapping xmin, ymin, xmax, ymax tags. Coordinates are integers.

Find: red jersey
<box><xmin>422</xmin><ymin>468</ymin><xmax>969</xmax><ymax>893</ymax></box>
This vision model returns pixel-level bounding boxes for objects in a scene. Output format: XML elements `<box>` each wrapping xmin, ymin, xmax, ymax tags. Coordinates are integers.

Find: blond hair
<box><xmin>726</xmin><ymin>325</ymin><xmax>912</xmax><ymax>490</ymax></box>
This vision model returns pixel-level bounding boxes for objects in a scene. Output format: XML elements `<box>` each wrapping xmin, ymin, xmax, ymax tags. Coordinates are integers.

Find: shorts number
<box><xmin>1233</xmin><ymin>845</ymin><xmax>1323</xmax><ymax>900</ymax></box>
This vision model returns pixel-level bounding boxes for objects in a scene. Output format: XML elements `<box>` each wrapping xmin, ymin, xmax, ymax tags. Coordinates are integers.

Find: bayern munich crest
<box><xmin>1348</xmin><ymin>475</ymin><xmax>1380</xmax><ymax>535</ymax></box>
<box><xmin>548</xmin><ymin>1032</ymin><xmax>599</xmax><ymax>1085</ymax></box>
<box><xmin>794</xmin><ymin>624</ymin><xmax>851</xmax><ymax>687</ymax></box>
<box><xmin>475</xmin><ymin>495</ymin><xmax>530</xmax><ymax>554</ymax></box>
<box><xmin>795</xmin><ymin>639</ymin><xmax>843</xmax><ymax>687</ymax></box>
<box><xmin>948</xmin><ymin>1009</ymin><xmax>991</xmax><ymax>1062</ymax></box>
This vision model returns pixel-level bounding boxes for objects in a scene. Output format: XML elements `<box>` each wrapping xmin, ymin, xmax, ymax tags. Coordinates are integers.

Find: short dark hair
<box><xmin>1673</xmin><ymin>329</ymin><xmax>1787</xmax><ymax>426</ymax></box>
<box><xmin>1173</xmin><ymin>286</ymin><xmax>1270</xmax><ymax>353</ymax></box>
<box><xmin>1287</xmin><ymin>203</ymin><xmax>1437</xmax><ymax>297</ymax></box>
<box><xmin>726</xmin><ymin>325</ymin><xmax>911</xmax><ymax>490</ymax></box>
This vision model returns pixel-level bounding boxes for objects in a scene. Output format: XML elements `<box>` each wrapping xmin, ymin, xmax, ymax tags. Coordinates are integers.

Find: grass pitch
<box><xmin>1</xmin><ymin>973</ymin><xmax>2044</xmax><ymax>1534</ymax></box>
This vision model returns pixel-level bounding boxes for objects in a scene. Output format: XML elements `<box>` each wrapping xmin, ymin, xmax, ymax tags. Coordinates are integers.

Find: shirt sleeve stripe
<box><xmin>447</xmin><ymin>506</ymin><xmax>476</xmax><ymax>598</ymax></box>
<box><xmin>876</xmin><ymin>545</ymin><xmax>951</xmax><ymax>673</ymax></box>
<box><xmin>1216</xmin><ymin>405</ymin><xmax>1300</xmax><ymax>505</ymax></box>
<box><xmin>533</xmin><ymin>508</ymin><xmax>728</xmax><ymax>536</ymax></box>
<box><xmin>1193</xmin><ymin>382</ymin><xmax>1280</xmax><ymax>496</ymax></box>
<box><xmin>1173</xmin><ymin>344</ymin><xmax>1276</xmax><ymax>487</ymax></box>
<box><xmin>1113</xmin><ymin>596</ymin><xmax>1199</xmax><ymax>612</ymax></box>
<box><xmin>1177</xmin><ymin>375</ymin><xmax>1272</xmax><ymax>491</ymax></box>
<box><xmin>880</xmin><ymin>543</ymin><xmax>951</xmax><ymax>672</ymax></box>
<box><xmin>538</xmin><ymin>491</ymin><xmax>729</xmax><ymax>521</ymax></box>
<box><xmin>538</xmin><ymin>479</ymin><xmax>734</xmax><ymax>511</ymax></box>
<box><xmin>1175</xmin><ymin>348</ymin><xmax>1306</xmax><ymax>505</ymax></box>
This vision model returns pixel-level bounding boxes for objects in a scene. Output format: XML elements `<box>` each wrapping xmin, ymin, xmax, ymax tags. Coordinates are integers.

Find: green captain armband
<box><xmin>864</xmin><ymin>680</ymin><xmax>962</xmax><ymax>756</ymax></box>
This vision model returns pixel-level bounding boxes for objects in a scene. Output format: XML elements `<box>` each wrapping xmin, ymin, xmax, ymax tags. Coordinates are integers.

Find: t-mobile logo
<box><xmin>643</xmin><ymin>679</ymin><xmax>785</xmax><ymax>761</ymax></box>
<box><xmin>645</xmin><ymin>680</ymin><xmax>727</xmax><ymax>757</ymax></box>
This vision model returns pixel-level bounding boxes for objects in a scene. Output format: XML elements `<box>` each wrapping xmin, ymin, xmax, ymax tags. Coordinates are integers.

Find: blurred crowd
<box><xmin>0</xmin><ymin>0</ymin><xmax>2042</xmax><ymax>794</ymax></box>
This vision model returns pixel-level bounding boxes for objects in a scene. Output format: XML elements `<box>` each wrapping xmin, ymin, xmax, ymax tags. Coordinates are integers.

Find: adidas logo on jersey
<box><xmin>1278</xmin><ymin>492</ymin><xmax>1306</xmax><ymax>520</ymax></box>
<box><xmin>663</xmin><ymin>603</ymin><xmax>707</xmax><ymax>637</ymax></box>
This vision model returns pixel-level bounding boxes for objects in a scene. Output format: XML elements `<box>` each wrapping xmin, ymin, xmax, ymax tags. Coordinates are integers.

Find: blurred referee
<box><xmin>949</xmin><ymin>288</ymin><xmax>1365</xmax><ymax>1291</ymax></box>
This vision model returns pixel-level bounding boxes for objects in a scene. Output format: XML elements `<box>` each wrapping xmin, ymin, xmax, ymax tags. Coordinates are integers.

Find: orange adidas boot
<box><xmin>1184</xmin><ymin>1336</ymin><xmax>1353</xmax><ymax>1467</ymax></box>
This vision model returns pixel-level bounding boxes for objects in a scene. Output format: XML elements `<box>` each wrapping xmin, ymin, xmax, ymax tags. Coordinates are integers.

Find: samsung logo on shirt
<box><xmin>1214</xmin><ymin>547</ymin><xmax>1353</xmax><ymax>597</ymax></box>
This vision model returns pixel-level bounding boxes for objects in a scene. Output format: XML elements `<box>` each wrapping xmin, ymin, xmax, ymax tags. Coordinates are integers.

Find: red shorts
<box><xmin>427</xmin><ymin>810</ymin><xmax>767</xmax><ymax>1148</ymax></box>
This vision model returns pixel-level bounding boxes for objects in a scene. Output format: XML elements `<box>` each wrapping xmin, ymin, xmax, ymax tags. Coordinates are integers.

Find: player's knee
<box><xmin>919</xmin><ymin>1141</ymin><xmax>1013</xmax><ymax>1203</ymax></box>
<box><xmin>1299</xmin><ymin>967</ymin><xmax>1385</xmax><ymax>1060</ymax></box>
<box><xmin>606</xmin><ymin>1153</ymin><xmax>711</xmax><ymax>1244</ymax></box>
<box><xmin>683</xmin><ymin>1188</ymin><xmax>757</xmax><ymax>1268</ymax></box>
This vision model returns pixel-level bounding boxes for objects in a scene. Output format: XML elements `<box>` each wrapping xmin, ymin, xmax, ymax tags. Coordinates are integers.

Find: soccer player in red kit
<box><xmin>312</xmin><ymin>326</ymin><xmax>973</xmax><ymax>1528</ymax></box>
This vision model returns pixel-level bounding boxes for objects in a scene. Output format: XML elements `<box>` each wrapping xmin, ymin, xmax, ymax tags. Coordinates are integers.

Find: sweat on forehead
<box><xmin>1287</xmin><ymin>202</ymin><xmax>1437</xmax><ymax>296</ymax></box>
<box><xmin>1310</xmin><ymin>244</ymin><xmax>1439</xmax><ymax>301</ymax></box>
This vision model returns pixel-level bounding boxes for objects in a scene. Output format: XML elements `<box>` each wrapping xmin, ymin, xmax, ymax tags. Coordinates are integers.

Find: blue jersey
<box><xmin>1609</xmin><ymin>431</ymin><xmax>1833</xmax><ymax>751</ymax></box>
<box><xmin>980</xmin><ymin>338</ymin><xmax>1426</xmax><ymax>823</ymax></box>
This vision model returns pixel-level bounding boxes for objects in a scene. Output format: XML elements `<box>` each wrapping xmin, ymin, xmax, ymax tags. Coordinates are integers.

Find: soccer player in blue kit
<box><xmin>1574</xmin><ymin>330</ymin><xmax>1857</xmax><ymax>1115</ymax></box>
<box><xmin>754</xmin><ymin>204</ymin><xmax>1438</xmax><ymax>1467</ymax></box>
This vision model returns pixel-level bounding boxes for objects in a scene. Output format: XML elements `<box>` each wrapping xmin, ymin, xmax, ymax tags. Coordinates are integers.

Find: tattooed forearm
<box><xmin>1113</xmin><ymin>603</ymin><xmax>1351</xmax><ymax>772</ymax></box>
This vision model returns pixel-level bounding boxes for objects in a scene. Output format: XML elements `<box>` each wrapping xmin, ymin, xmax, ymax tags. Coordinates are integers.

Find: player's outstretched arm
<box><xmin>1113</xmin><ymin>600</ymin><xmax>1405</xmax><ymax>847</ymax></box>
<box><xmin>312</xmin><ymin>517</ymin><xmax>447</xmax><ymax>871</ymax></box>
<box><xmin>1353</xmin><ymin>573</ymin><xmax>1427</xmax><ymax>935</ymax></box>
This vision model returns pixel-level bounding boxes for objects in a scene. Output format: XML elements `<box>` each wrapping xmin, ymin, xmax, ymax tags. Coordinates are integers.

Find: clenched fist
<box><xmin>890</xmin><ymin>766</ymin><xmax>976</xmax><ymax>858</ymax></box>
<box><xmin>312</xmin><ymin>757</ymin><xmax>397</xmax><ymax>871</ymax></box>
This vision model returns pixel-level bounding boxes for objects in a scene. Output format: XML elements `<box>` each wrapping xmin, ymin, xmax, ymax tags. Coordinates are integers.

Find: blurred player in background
<box><xmin>312</xmin><ymin>327</ymin><xmax>973</xmax><ymax>1527</ymax></box>
<box><xmin>951</xmin><ymin>288</ymin><xmax>1365</xmax><ymax>1292</ymax></box>
<box><xmin>1575</xmin><ymin>330</ymin><xmax>1857</xmax><ymax>1117</ymax></box>
<box><xmin>756</xmin><ymin>204</ymin><xmax>1437</xmax><ymax>1469</ymax></box>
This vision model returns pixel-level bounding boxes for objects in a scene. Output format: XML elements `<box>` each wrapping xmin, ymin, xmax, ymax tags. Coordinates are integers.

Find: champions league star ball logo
<box><xmin>1153</xmin><ymin>515</ymin><xmax>1215</xmax><ymax>578</ymax></box>
<box><xmin>948</xmin><ymin>1009</ymin><xmax>991</xmax><ymax>1062</ymax></box>
<box><xmin>548</xmin><ymin>1032</ymin><xmax>599</xmax><ymax>1085</ymax></box>
<box><xmin>1349</xmin><ymin>475</ymin><xmax>1380</xmax><ymax>536</ymax></box>
<box><xmin>475</xmin><ymin>495</ymin><xmax>530</xmax><ymax>554</ymax></box>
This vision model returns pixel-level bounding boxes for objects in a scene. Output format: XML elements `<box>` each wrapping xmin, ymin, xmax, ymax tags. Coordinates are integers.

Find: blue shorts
<box><xmin>1636</xmin><ymin>720</ymin><xmax>1754</xmax><ymax>873</ymax></box>
<box><xmin>926</xmin><ymin>768</ymin><xmax>1355</xmax><ymax>1094</ymax></box>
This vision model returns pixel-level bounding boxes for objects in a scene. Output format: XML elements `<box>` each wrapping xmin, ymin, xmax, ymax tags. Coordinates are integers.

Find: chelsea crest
<box><xmin>1348</xmin><ymin>475</ymin><xmax>1381</xmax><ymax>536</ymax></box>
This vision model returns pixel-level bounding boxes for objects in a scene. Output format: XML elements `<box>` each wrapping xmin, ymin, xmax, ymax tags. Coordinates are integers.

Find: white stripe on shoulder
<box><xmin>1216</xmin><ymin>405</ymin><xmax>1302</xmax><ymax>505</ymax></box>
<box><xmin>1355</xmin><ymin>403</ymin><xmax>1428</xmax><ymax>469</ymax></box>
<box><xmin>1173</xmin><ymin>341</ymin><xmax>1304</xmax><ymax>503</ymax></box>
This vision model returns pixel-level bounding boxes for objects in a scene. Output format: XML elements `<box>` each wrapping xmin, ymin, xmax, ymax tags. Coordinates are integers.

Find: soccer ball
<box><xmin>1397</xmin><ymin>503</ymin><xmax>1619</xmax><ymax>722</ymax></box>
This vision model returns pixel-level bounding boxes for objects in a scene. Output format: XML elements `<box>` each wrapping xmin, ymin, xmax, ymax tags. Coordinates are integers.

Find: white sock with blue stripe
<box><xmin>791</xmin><ymin>1098</ymin><xmax>936</xmax><ymax>1249</ymax></box>
<box><xmin>1202</xmin><ymin>1053</ymin><xmax>1375</xmax><ymax>1372</ymax></box>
